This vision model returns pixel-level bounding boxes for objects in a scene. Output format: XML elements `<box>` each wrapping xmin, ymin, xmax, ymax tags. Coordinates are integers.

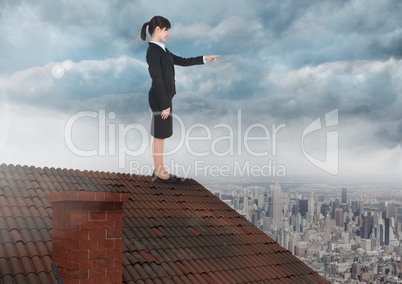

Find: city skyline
<box><xmin>211</xmin><ymin>180</ymin><xmax>402</xmax><ymax>282</ymax></box>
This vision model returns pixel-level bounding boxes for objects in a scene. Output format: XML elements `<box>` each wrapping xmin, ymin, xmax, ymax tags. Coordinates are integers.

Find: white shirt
<box><xmin>149</xmin><ymin>41</ymin><xmax>206</xmax><ymax>63</ymax></box>
<box><xmin>149</xmin><ymin>41</ymin><xmax>166</xmax><ymax>51</ymax></box>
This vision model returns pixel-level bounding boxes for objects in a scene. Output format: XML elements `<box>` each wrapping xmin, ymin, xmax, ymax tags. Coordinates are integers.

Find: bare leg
<box><xmin>152</xmin><ymin>138</ymin><xmax>169</xmax><ymax>179</ymax></box>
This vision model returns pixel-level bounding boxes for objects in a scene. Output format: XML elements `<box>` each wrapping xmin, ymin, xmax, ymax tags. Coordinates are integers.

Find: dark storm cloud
<box><xmin>253</xmin><ymin>0</ymin><xmax>402</xmax><ymax>66</ymax></box>
<box><xmin>0</xmin><ymin>0</ymin><xmax>145</xmax><ymax>73</ymax></box>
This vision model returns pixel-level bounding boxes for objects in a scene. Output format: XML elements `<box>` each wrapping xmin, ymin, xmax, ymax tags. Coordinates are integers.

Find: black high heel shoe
<box><xmin>152</xmin><ymin>171</ymin><xmax>177</xmax><ymax>183</ymax></box>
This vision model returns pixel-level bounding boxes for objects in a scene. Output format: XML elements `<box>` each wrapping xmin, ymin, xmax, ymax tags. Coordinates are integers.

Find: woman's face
<box><xmin>155</xmin><ymin>26</ymin><xmax>169</xmax><ymax>42</ymax></box>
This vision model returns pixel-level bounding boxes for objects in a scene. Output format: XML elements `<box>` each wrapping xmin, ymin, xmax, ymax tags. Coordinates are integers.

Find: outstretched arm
<box><xmin>204</xmin><ymin>55</ymin><xmax>220</xmax><ymax>62</ymax></box>
<box><xmin>170</xmin><ymin>52</ymin><xmax>221</xmax><ymax>66</ymax></box>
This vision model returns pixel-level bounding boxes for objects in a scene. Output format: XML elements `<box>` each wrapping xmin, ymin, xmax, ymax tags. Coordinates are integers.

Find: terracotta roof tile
<box><xmin>0</xmin><ymin>163</ymin><xmax>328</xmax><ymax>283</ymax></box>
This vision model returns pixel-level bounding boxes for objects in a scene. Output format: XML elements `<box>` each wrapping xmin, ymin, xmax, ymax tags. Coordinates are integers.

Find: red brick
<box><xmin>89</xmin><ymin>249</ymin><xmax>106</xmax><ymax>259</ymax></box>
<box><xmin>51</xmin><ymin>256</ymin><xmax>65</xmax><ymax>267</ymax></box>
<box><xmin>80</xmin><ymin>201</ymin><xmax>99</xmax><ymax>211</ymax></box>
<box><xmin>114</xmin><ymin>257</ymin><xmax>122</xmax><ymax>267</ymax></box>
<box><xmin>98</xmin><ymin>202</ymin><xmax>115</xmax><ymax>211</ymax></box>
<box><xmin>79</xmin><ymin>259</ymin><xmax>99</xmax><ymax>269</ymax></box>
<box><xmin>52</xmin><ymin>230</ymin><xmax>67</xmax><ymax>239</ymax></box>
<box><xmin>97</xmin><ymin>220</ymin><xmax>115</xmax><ymax>230</ymax></box>
<box><xmin>68</xmin><ymin>221</ymin><xmax>81</xmax><ymax>231</ymax></box>
<box><xmin>114</xmin><ymin>203</ymin><xmax>123</xmax><ymax>211</ymax></box>
<box><xmin>49</xmin><ymin>190</ymin><xmax>127</xmax><ymax>283</ymax></box>
<box><xmin>106</xmin><ymin>267</ymin><xmax>121</xmax><ymax>277</ymax></box>
<box><xmin>69</xmin><ymin>249</ymin><xmax>89</xmax><ymax>260</ymax></box>
<box><xmin>114</xmin><ymin>219</ymin><xmax>123</xmax><ymax>229</ymax></box>
<box><xmin>99</xmin><ymin>276</ymin><xmax>120</xmax><ymax>284</ymax></box>
<box><xmin>81</xmin><ymin>220</ymin><xmax>98</xmax><ymax>230</ymax></box>
<box><xmin>97</xmin><ymin>239</ymin><xmax>115</xmax><ymax>249</ymax></box>
<box><xmin>106</xmin><ymin>248</ymin><xmax>122</xmax><ymax>258</ymax></box>
<box><xmin>89</xmin><ymin>230</ymin><xmax>106</xmax><ymax>240</ymax></box>
<box><xmin>56</xmin><ymin>231</ymin><xmax>71</xmax><ymax>240</ymax></box>
<box><xmin>57</xmin><ymin>239</ymin><xmax>80</xmax><ymax>250</ymax></box>
<box><xmin>52</xmin><ymin>202</ymin><xmax>63</xmax><ymax>210</ymax></box>
<box><xmin>89</xmin><ymin>211</ymin><xmax>106</xmax><ymax>221</ymax></box>
<box><xmin>52</xmin><ymin>220</ymin><xmax>65</xmax><ymax>230</ymax></box>
<box><xmin>104</xmin><ymin>193</ymin><xmax>121</xmax><ymax>202</ymax></box>
<box><xmin>114</xmin><ymin>242</ymin><xmax>122</xmax><ymax>250</ymax></box>
<box><xmin>65</xmin><ymin>258</ymin><xmax>81</xmax><ymax>270</ymax></box>
<box><xmin>57</xmin><ymin>267</ymin><xmax>69</xmax><ymax>278</ymax></box>
<box><xmin>107</xmin><ymin>212</ymin><xmax>122</xmax><ymax>220</ymax></box>
<box><xmin>69</xmin><ymin>221</ymin><xmax>81</xmax><ymax>231</ymax></box>
<box><xmin>63</xmin><ymin>279</ymin><xmax>80</xmax><ymax>284</ymax></box>
<box><xmin>74</xmin><ymin>279</ymin><xmax>90</xmax><ymax>284</ymax></box>
<box><xmin>52</xmin><ymin>246</ymin><xmax>66</xmax><ymax>258</ymax></box>
<box><xmin>95</xmin><ymin>192</ymin><xmax>105</xmax><ymax>201</ymax></box>
<box><xmin>89</xmin><ymin>267</ymin><xmax>106</xmax><ymax>279</ymax></box>
<box><xmin>70</xmin><ymin>230</ymin><xmax>89</xmax><ymax>239</ymax></box>
<box><xmin>120</xmin><ymin>193</ymin><xmax>128</xmax><ymax>202</ymax></box>
<box><xmin>69</xmin><ymin>268</ymin><xmax>89</xmax><ymax>280</ymax></box>
<box><xmin>98</xmin><ymin>258</ymin><xmax>114</xmax><ymax>268</ymax></box>
<box><xmin>77</xmin><ymin>191</ymin><xmax>97</xmax><ymax>201</ymax></box>
<box><xmin>54</xmin><ymin>257</ymin><xmax>79</xmax><ymax>270</ymax></box>
<box><xmin>65</xmin><ymin>191</ymin><xmax>80</xmax><ymax>201</ymax></box>
<box><xmin>70</xmin><ymin>211</ymin><xmax>89</xmax><ymax>221</ymax></box>
<box><xmin>80</xmin><ymin>239</ymin><xmax>98</xmax><ymax>250</ymax></box>
<box><xmin>65</xmin><ymin>201</ymin><xmax>81</xmax><ymax>211</ymax></box>
<box><xmin>106</xmin><ymin>230</ymin><xmax>122</xmax><ymax>239</ymax></box>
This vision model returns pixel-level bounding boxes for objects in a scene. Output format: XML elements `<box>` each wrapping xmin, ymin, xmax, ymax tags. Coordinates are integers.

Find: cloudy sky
<box><xmin>1</xmin><ymin>0</ymin><xmax>401</xmax><ymax>184</ymax></box>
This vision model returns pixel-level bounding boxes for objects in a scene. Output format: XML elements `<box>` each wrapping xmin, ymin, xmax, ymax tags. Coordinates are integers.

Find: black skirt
<box><xmin>149</xmin><ymin>95</ymin><xmax>173</xmax><ymax>139</ymax></box>
<box><xmin>150</xmin><ymin>109</ymin><xmax>173</xmax><ymax>139</ymax></box>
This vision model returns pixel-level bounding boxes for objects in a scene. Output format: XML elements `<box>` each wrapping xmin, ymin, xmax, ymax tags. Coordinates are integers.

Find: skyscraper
<box><xmin>283</xmin><ymin>216</ymin><xmax>290</xmax><ymax>249</ymax></box>
<box><xmin>271</xmin><ymin>181</ymin><xmax>283</xmax><ymax>229</ymax></box>
<box><xmin>332</xmin><ymin>199</ymin><xmax>341</xmax><ymax>219</ymax></box>
<box><xmin>257</xmin><ymin>190</ymin><xmax>264</xmax><ymax>209</ymax></box>
<box><xmin>299</xmin><ymin>199</ymin><xmax>309</xmax><ymax>217</ymax></box>
<box><xmin>295</xmin><ymin>212</ymin><xmax>302</xmax><ymax>233</ymax></box>
<box><xmin>385</xmin><ymin>218</ymin><xmax>390</xmax><ymax>245</ymax></box>
<box><xmin>243</xmin><ymin>195</ymin><xmax>250</xmax><ymax>220</ymax></box>
<box><xmin>341</xmin><ymin>188</ymin><xmax>347</xmax><ymax>204</ymax></box>
<box><xmin>387</xmin><ymin>205</ymin><xmax>397</xmax><ymax>219</ymax></box>
<box><xmin>361</xmin><ymin>215</ymin><xmax>374</xmax><ymax>239</ymax></box>
<box><xmin>335</xmin><ymin>207</ymin><xmax>344</xmax><ymax>227</ymax></box>
<box><xmin>309</xmin><ymin>193</ymin><xmax>315</xmax><ymax>217</ymax></box>
<box><xmin>321</xmin><ymin>203</ymin><xmax>331</xmax><ymax>218</ymax></box>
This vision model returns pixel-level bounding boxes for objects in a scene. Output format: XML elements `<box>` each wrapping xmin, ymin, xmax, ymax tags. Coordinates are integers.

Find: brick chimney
<box><xmin>48</xmin><ymin>191</ymin><xmax>128</xmax><ymax>284</ymax></box>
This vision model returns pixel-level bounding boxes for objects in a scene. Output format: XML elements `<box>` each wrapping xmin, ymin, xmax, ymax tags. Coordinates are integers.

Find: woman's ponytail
<box><xmin>140</xmin><ymin>22</ymin><xmax>149</xmax><ymax>41</ymax></box>
<box><xmin>140</xmin><ymin>16</ymin><xmax>171</xmax><ymax>41</ymax></box>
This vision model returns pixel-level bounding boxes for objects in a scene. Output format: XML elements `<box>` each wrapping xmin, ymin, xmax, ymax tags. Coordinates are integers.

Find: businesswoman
<box><xmin>141</xmin><ymin>16</ymin><xmax>219</xmax><ymax>183</ymax></box>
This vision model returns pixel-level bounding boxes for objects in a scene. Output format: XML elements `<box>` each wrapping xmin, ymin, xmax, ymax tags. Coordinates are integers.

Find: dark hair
<box><xmin>140</xmin><ymin>16</ymin><xmax>171</xmax><ymax>41</ymax></box>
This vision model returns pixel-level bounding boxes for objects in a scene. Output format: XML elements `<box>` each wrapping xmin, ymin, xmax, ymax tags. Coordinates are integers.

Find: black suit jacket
<box><xmin>147</xmin><ymin>42</ymin><xmax>204</xmax><ymax>111</ymax></box>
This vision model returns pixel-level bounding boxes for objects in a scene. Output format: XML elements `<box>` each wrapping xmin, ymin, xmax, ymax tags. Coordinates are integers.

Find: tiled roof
<box><xmin>0</xmin><ymin>163</ymin><xmax>329</xmax><ymax>283</ymax></box>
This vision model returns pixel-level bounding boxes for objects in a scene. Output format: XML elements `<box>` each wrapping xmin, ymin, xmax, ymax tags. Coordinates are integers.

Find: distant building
<box><xmin>299</xmin><ymin>199</ymin><xmax>309</xmax><ymax>217</ymax></box>
<box><xmin>321</xmin><ymin>203</ymin><xmax>331</xmax><ymax>218</ymax></box>
<box><xmin>385</xmin><ymin>217</ymin><xmax>390</xmax><ymax>245</ymax></box>
<box><xmin>387</xmin><ymin>205</ymin><xmax>397</xmax><ymax>219</ymax></box>
<box><xmin>271</xmin><ymin>181</ymin><xmax>283</xmax><ymax>229</ymax></box>
<box><xmin>351</xmin><ymin>263</ymin><xmax>362</xmax><ymax>280</ymax></box>
<box><xmin>295</xmin><ymin>242</ymin><xmax>308</xmax><ymax>257</ymax></box>
<box><xmin>295</xmin><ymin>212</ymin><xmax>302</xmax><ymax>233</ymax></box>
<box><xmin>335</xmin><ymin>207</ymin><xmax>344</xmax><ymax>227</ymax></box>
<box><xmin>341</xmin><ymin>188</ymin><xmax>348</xmax><ymax>204</ymax></box>
<box><xmin>332</xmin><ymin>198</ymin><xmax>341</xmax><ymax>219</ymax></box>
<box><xmin>361</xmin><ymin>215</ymin><xmax>374</xmax><ymax>239</ymax></box>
